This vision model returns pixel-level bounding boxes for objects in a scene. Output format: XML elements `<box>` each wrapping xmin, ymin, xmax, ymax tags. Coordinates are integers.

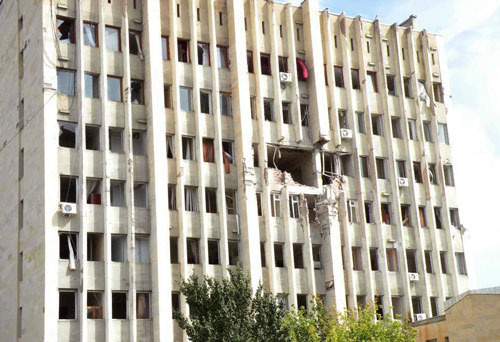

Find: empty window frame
<box><xmin>423</xmin><ymin>121</ymin><xmax>432</xmax><ymax>142</ymax></box>
<box><xmin>170</xmin><ymin>237</ymin><xmax>178</xmax><ymax>263</ymax></box>
<box><xmin>455</xmin><ymin>252</ymin><xmax>467</xmax><ymax>275</ymax></box>
<box><xmin>264</xmin><ymin>98</ymin><xmax>274</xmax><ymax>121</ymax></box>
<box><xmin>419</xmin><ymin>206</ymin><xmax>427</xmax><ymax>227</ymax></box>
<box><xmin>386</xmin><ymin>248</ymin><xmax>398</xmax><ymax>271</ymax></box>
<box><xmin>278</xmin><ymin>56</ymin><xmax>288</xmax><ymax>72</ymax></box>
<box><xmin>84</xmin><ymin>73</ymin><xmax>99</xmax><ymax>98</ymax></box>
<box><xmin>338</xmin><ymin>109</ymin><xmax>348</xmax><ymax>129</ymax></box>
<box><xmin>334</xmin><ymin>66</ymin><xmax>344</xmax><ymax>88</ymax></box>
<box><xmin>347</xmin><ymin>199</ymin><xmax>358</xmax><ymax>223</ymax></box>
<box><xmin>202</xmin><ymin>138</ymin><xmax>214</xmax><ymax>163</ymax></box>
<box><xmin>270</xmin><ymin>193</ymin><xmax>281</xmax><ymax>217</ymax></box>
<box><xmin>247</xmin><ymin>51</ymin><xmax>254</xmax><ymax>73</ymax></box>
<box><xmin>184</xmin><ymin>186</ymin><xmax>198</xmax><ymax>212</ymax></box>
<box><xmin>109</xmin><ymin>127</ymin><xmax>124</xmax><ymax>153</ymax></box>
<box><xmin>289</xmin><ymin>194</ymin><xmax>300</xmax><ymax>219</ymax></box>
<box><xmin>340</xmin><ymin>154</ymin><xmax>353</xmax><ymax>177</ymax></box>
<box><xmin>182</xmin><ymin>136</ymin><xmax>195</xmax><ymax>160</ymax></box>
<box><xmin>351</xmin><ymin>69</ymin><xmax>360</xmax><ymax>89</ymax></box>
<box><xmin>130</xmin><ymin>79</ymin><xmax>144</xmax><ymax>105</ymax></box>
<box><xmin>440</xmin><ymin>251</ymin><xmax>449</xmax><ymax>274</ymax></box>
<box><xmin>256</xmin><ymin>192</ymin><xmax>263</xmax><ymax>216</ymax></box>
<box><xmin>376</xmin><ymin>158</ymin><xmax>386</xmax><ymax>179</ymax></box>
<box><xmin>367</xmin><ymin>71</ymin><xmax>378</xmax><ymax>92</ymax></box>
<box><xmin>381</xmin><ymin>203</ymin><xmax>391</xmax><ymax>224</ymax></box>
<box><xmin>197</xmin><ymin>42</ymin><xmax>210</xmax><ymax>66</ymax></box>
<box><xmin>397</xmin><ymin>160</ymin><xmax>406</xmax><ymax>178</ymax></box>
<box><xmin>85</xmin><ymin>125</ymin><xmax>100</xmax><ymax>151</ymax></box>
<box><xmin>199</xmin><ymin>89</ymin><xmax>212</xmax><ymax>114</ymax></box>
<box><xmin>161</xmin><ymin>36</ymin><xmax>169</xmax><ymax>60</ymax></box>
<box><xmin>430</xmin><ymin>297</ymin><xmax>438</xmax><ymax>317</ymax></box>
<box><xmin>365</xmin><ymin>201</ymin><xmax>374</xmax><ymax>224</ymax></box>
<box><xmin>391</xmin><ymin>116</ymin><xmax>402</xmax><ymax>139</ymax></box>
<box><xmin>57</xmin><ymin>69</ymin><xmax>76</xmax><ymax>96</ymax></box>
<box><xmin>59</xmin><ymin>290</ymin><xmax>77</xmax><ymax>319</ymax></box>
<box><xmin>135</xmin><ymin>235</ymin><xmax>150</xmax><ymax>263</ymax></box>
<box><xmin>164</xmin><ymin>84</ymin><xmax>172</xmax><ymax>108</ymax></box>
<box><xmin>187</xmin><ymin>238</ymin><xmax>200</xmax><ymax>264</ymax></box>
<box><xmin>86</xmin><ymin>178</ymin><xmax>102</xmax><ymax>205</ymax></box>
<box><xmin>413</xmin><ymin>162</ymin><xmax>423</xmax><ymax>183</ymax></box>
<box><xmin>434</xmin><ymin>207</ymin><xmax>443</xmax><ymax>229</ymax></box>
<box><xmin>444</xmin><ymin>165</ymin><xmax>455</xmax><ymax>186</ymax></box>
<box><xmin>60</xmin><ymin>175</ymin><xmax>77</xmax><ymax>203</ymax></box>
<box><xmin>107</xmin><ymin>76</ymin><xmax>122</xmax><ymax>102</ymax></box>
<box><xmin>282</xmin><ymin>102</ymin><xmax>292</xmax><ymax>124</ymax></box>
<box><xmin>225</xmin><ymin>189</ymin><xmax>236</xmax><ymax>215</ymax></box>
<box><xmin>111</xmin><ymin>235</ymin><xmax>127</xmax><ymax>262</ymax></box>
<box><xmin>369</xmin><ymin>247</ymin><xmax>379</xmax><ymax>271</ymax></box>
<box><xmin>412</xmin><ymin>296</ymin><xmax>423</xmax><ymax>316</ymax></box>
<box><xmin>360</xmin><ymin>156</ymin><xmax>369</xmax><ymax>178</ymax></box>
<box><xmin>293</xmin><ymin>243</ymin><xmax>304</xmax><ymax>269</ymax></box>
<box><xmin>59</xmin><ymin>232</ymin><xmax>78</xmax><ymax>260</ymax></box>
<box><xmin>87</xmin><ymin>291</ymin><xmax>103</xmax><ymax>319</ymax></box>
<box><xmin>219</xmin><ymin>92</ymin><xmax>232</xmax><ymax>117</ymax></box>
<box><xmin>260</xmin><ymin>243</ymin><xmax>266</xmax><ymax>267</ymax></box>
<box><xmin>57</xmin><ymin>17</ymin><xmax>75</xmax><ymax>43</ymax></box>
<box><xmin>450</xmin><ymin>208</ymin><xmax>460</xmax><ymax>228</ymax></box>
<box><xmin>110</xmin><ymin>180</ymin><xmax>125</xmax><ymax>207</ymax></box>
<box><xmin>356</xmin><ymin>112</ymin><xmax>366</xmax><ymax>133</ymax></box>
<box><xmin>312</xmin><ymin>245</ymin><xmax>321</xmax><ymax>269</ymax></box>
<box><xmin>179</xmin><ymin>87</ymin><xmax>193</xmax><ymax>112</ymax></box>
<box><xmin>59</xmin><ymin>121</ymin><xmax>77</xmax><ymax>148</ymax></box>
<box><xmin>297</xmin><ymin>294</ymin><xmax>308</xmax><ymax>310</ymax></box>
<box><xmin>87</xmin><ymin>233</ymin><xmax>103</xmax><ymax>261</ymax></box>
<box><xmin>386</xmin><ymin>75</ymin><xmax>396</xmax><ymax>95</ymax></box>
<box><xmin>425</xmin><ymin>250</ymin><xmax>433</xmax><ymax>273</ymax></box>
<box><xmin>433</xmin><ymin>82</ymin><xmax>443</xmax><ymax>103</ymax></box>
<box><xmin>132</xmin><ymin>130</ymin><xmax>146</xmax><ymax>155</ymax></box>
<box><xmin>129</xmin><ymin>30</ymin><xmax>142</xmax><ymax>56</ymax></box>
<box><xmin>205</xmin><ymin>188</ymin><xmax>217</xmax><ymax>213</ymax></box>
<box><xmin>438</xmin><ymin>123</ymin><xmax>449</xmax><ymax>144</ymax></box>
<box><xmin>401</xmin><ymin>204</ymin><xmax>411</xmax><ymax>227</ymax></box>
<box><xmin>171</xmin><ymin>292</ymin><xmax>180</xmax><ymax>316</ymax></box>
<box><xmin>228</xmin><ymin>240</ymin><xmax>239</xmax><ymax>266</ymax></box>
<box><xmin>403</xmin><ymin>77</ymin><xmax>411</xmax><ymax>98</ymax></box>
<box><xmin>406</xmin><ymin>249</ymin><xmax>417</xmax><ymax>273</ymax></box>
<box><xmin>371</xmin><ymin>114</ymin><xmax>383</xmax><ymax>136</ymax></box>
<box><xmin>177</xmin><ymin>39</ymin><xmax>190</xmax><ymax>62</ymax></box>
<box><xmin>300</xmin><ymin>104</ymin><xmax>309</xmax><ymax>126</ymax></box>
<box><xmin>408</xmin><ymin>119</ymin><xmax>418</xmax><ymax>140</ymax></box>
<box><xmin>352</xmin><ymin>246</ymin><xmax>363</xmax><ymax>270</ymax></box>
<box><xmin>260</xmin><ymin>53</ymin><xmax>271</xmax><ymax>75</ymax></box>
<box><xmin>112</xmin><ymin>292</ymin><xmax>127</xmax><ymax>319</ymax></box>
<box><xmin>222</xmin><ymin>140</ymin><xmax>234</xmax><ymax>169</ymax></box>
<box><xmin>217</xmin><ymin>46</ymin><xmax>229</xmax><ymax>68</ymax></box>
<box><xmin>208</xmin><ymin>240</ymin><xmax>219</xmax><ymax>265</ymax></box>
<box><xmin>274</xmin><ymin>243</ymin><xmax>284</xmax><ymax>267</ymax></box>
<box><xmin>134</xmin><ymin>183</ymin><xmax>147</xmax><ymax>208</ymax></box>
<box><xmin>105</xmin><ymin>26</ymin><xmax>120</xmax><ymax>52</ymax></box>
<box><xmin>166</xmin><ymin>135</ymin><xmax>175</xmax><ymax>158</ymax></box>
<box><xmin>428</xmin><ymin>163</ymin><xmax>438</xmax><ymax>185</ymax></box>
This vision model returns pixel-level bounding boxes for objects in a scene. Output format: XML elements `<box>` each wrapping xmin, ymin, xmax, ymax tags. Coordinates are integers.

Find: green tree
<box><xmin>173</xmin><ymin>267</ymin><xmax>288</xmax><ymax>342</ymax></box>
<box><xmin>283</xmin><ymin>298</ymin><xmax>416</xmax><ymax>342</ymax></box>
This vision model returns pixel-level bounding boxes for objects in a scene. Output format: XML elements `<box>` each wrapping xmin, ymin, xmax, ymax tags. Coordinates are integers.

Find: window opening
<box><xmin>59</xmin><ymin>121</ymin><xmax>77</xmax><ymax>148</ymax></box>
<box><xmin>184</xmin><ymin>186</ymin><xmax>198</xmax><ymax>211</ymax></box>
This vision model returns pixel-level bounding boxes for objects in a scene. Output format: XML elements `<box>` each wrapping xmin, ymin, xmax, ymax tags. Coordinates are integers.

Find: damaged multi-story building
<box><xmin>0</xmin><ymin>0</ymin><xmax>469</xmax><ymax>340</ymax></box>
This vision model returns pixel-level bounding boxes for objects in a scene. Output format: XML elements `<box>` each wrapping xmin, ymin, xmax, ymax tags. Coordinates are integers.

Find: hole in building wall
<box><xmin>267</xmin><ymin>145</ymin><xmax>315</xmax><ymax>186</ymax></box>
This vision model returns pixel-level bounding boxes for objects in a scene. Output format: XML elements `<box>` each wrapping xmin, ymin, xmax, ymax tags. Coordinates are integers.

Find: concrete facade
<box><xmin>0</xmin><ymin>0</ymin><xmax>469</xmax><ymax>341</ymax></box>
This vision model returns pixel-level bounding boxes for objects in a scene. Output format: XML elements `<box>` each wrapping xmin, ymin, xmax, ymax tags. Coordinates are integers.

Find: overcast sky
<box><xmin>279</xmin><ymin>0</ymin><xmax>500</xmax><ymax>289</ymax></box>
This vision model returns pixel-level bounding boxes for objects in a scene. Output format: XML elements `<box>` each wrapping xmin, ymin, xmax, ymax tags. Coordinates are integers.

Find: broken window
<box><xmin>87</xmin><ymin>233</ymin><xmax>103</xmax><ymax>261</ymax></box>
<box><xmin>282</xmin><ymin>102</ymin><xmax>292</xmax><ymax>124</ymax></box>
<box><xmin>443</xmin><ymin>165</ymin><xmax>455</xmax><ymax>186</ymax></box>
<box><xmin>433</xmin><ymin>82</ymin><xmax>443</xmax><ymax>103</ymax></box>
<box><xmin>274</xmin><ymin>243</ymin><xmax>284</xmax><ymax>267</ymax></box>
<box><xmin>428</xmin><ymin>163</ymin><xmax>438</xmax><ymax>185</ymax></box>
<box><xmin>247</xmin><ymin>51</ymin><xmax>254</xmax><ymax>73</ymax></box>
<box><xmin>352</xmin><ymin>246</ymin><xmax>363</xmax><ymax>270</ymax></box>
<box><xmin>264</xmin><ymin>98</ymin><xmax>274</xmax><ymax>121</ymax></box>
<box><xmin>105</xmin><ymin>26</ymin><xmax>120</xmax><ymax>52</ymax></box>
<box><xmin>205</xmin><ymin>188</ymin><xmax>217</xmax><ymax>213</ymax></box>
<box><xmin>270</xmin><ymin>193</ymin><xmax>281</xmax><ymax>218</ymax></box>
<box><xmin>256</xmin><ymin>192</ymin><xmax>263</xmax><ymax>216</ymax></box>
<box><xmin>129</xmin><ymin>30</ymin><xmax>142</xmax><ymax>56</ymax></box>
<box><xmin>365</xmin><ymin>201</ymin><xmax>374</xmax><ymax>224</ymax></box>
<box><xmin>356</xmin><ymin>112</ymin><xmax>365</xmax><ymax>133</ymax></box>
<box><xmin>225</xmin><ymin>190</ymin><xmax>236</xmax><ymax>215</ymax></box>
<box><xmin>406</xmin><ymin>249</ymin><xmax>417</xmax><ymax>273</ymax></box>
<box><xmin>86</xmin><ymin>178</ymin><xmax>102</xmax><ymax>205</ymax></box>
<box><xmin>434</xmin><ymin>207</ymin><xmax>442</xmax><ymax>229</ymax></box>
<box><xmin>423</xmin><ymin>121</ymin><xmax>432</xmax><ymax>142</ymax></box>
<box><xmin>59</xmin><ymin>121</ymin><xmax>77</xmax><ymax>148</ymax></box>
<box><xmin>161</xmin><ymin>36</ymin><xmax>169</xmax><ymax>60</ymax></box>
<box><xmin>85</xmin><ymin>125</ymin><xmax>100</xmax><ymax>151</ymax></box>
<box><xmin>132</xmin><ymin>130</ymin><xmax>146</xmax><ymax>155</ymax></box>
<box><xmin>351</xmin><ymin>69</ymin><xmax>360</xmax><ymax>89</ymax></box>
<box><xmin>59</xmin><ymin>232</ymin><xmax>78</xmax><ymax>260</ymax></box>
<box><xmin>367</xmin><ymin>71</ymin><xmax>378</xmax><ymax>93</ymax></box>
<box><xmin>168</xmin><ymin>184</ymin><xmax>177</xmax><ymax>210</ymax></box>
<box><xmin>278</xmin><ymin>56</ymin><xmax>288</xmax><ymax>72</ymax></box>
<box><xmin>381</xmin><ymin>203</ymin><xmax>391</xmax><ymax>224</ymax></box>
<box><xmin>57</xmin><ymin>17</ymin><xmax>75</xmax><ymax>43</ymax></box>
<box><xmin>425</xmin><ymin>250</ymin><xmax>433</xmax><ymax>273</ymax></box>
<box><xmin>456</xmin><ymin>252</ymin><xmax>467</xmax><ymax>275</ymax></box>
<box><xmin>300</xmin><ymin>104</ymin><xmax>309</xmax><ymax>127</ymax></box>
<box><xmin>438</xmin><ymin>123</ymin><xmax>449</xmax><ymax>144</ymax></box>
<box><xmin>219</xmin><ymin>92</ymin><xmax>232</xmax><ymax>117</ymax></box>
<box><xmin>386</xmin><ymin>75</ymin><xmax>396</xmax><ymax>95</ymax></box>
<box><xmin>391</xmin><ymin>116</ymin><xmax>402</xmax><ymax>139</ymax></box>
<box><xmin>340</xmin><ymin>154</ymin><xmax>353</xmax><ymax>177</ymax></box>
<box><xmin>334</xmin><ymin>66</ymin><xmax>344</xmax><ymax>88</ymax></box>
<box><xmin>370</xmin><ymin>247</ymin><xmax>379</xmax><ymax>271</ymax></box>
<box><xmin>202</xmin><ymin>138</ymin><xmax>214</xmax><ymax>163</ymax></box>
<box><xmin>110</xmin><ymin>180</ymin><xmax>125</xmax><ymax>207</ymax></box>
<box><xmin>312</xmin><ymin>245</ymin><xmax>321</xmax><ymax>269</ymax></box>
<box><xmin>413</xmin><ymin>162</ymin><xmax>422</xmax><ymax>183</ymax></box>
<box><xmin>187</xmin><ymin>238</ymin><xmax>200</xmax><ymax>264</ymax></box>
<box><xmin>372</xmin><ymin>114</ymin><xmax>383</xmax><ymax>136</ymax></box>
<box><xmin>164</xmin><ymin>84</ymin><xmax>172</xmax><ymax>108</ymax></box>
<box><xmin>217</xmin><ymin>46</ymin><xmax>229</xmax><ymax>68</ymax></box>
<box><xmin>166</xmin><ymin>135</ymin><xmax>175</xmax><ymax>158</ymax></box>
<box><xmin>208</xmin><ymin>240</ymin><xmax>219</xmax><ymax>265</ymax></box>
<box><xmin>347</xmin><ymin>199</ymin><xmax>358</xmax><ymax>223</ymax></box>
<box><xmin>60</xmin><ymin>175</ymin><xmax>77</xmax><ymax>203</ymax></box>
<box><xmin>87</xmin><ymin>291</ymin><xmax>103</xmax><ymax>319</ymax></box>
<box><xmin>338</xmin><ymin>109</ymin><xmax>348</xmax><ymax>129</ymax></box>
<box><xmin>109</xmin><ymin>127</ymin><xmax>123</xmax><ymax>153</ymax></box>
<box><xmin>197</xmin><ymin>42</ymin><xmax>210</xmax><ymax>66</ymax></box>
<box><xmin>401</xmin><ymin>204</ymin><xmax>411</xmax><ymax>227</ymax></box>
<box><xmin>184</xmin><ymin>186</ymin><xmax>198</xmax><ymax>211</ymax></box>
<box><xmin>131</xmin><ymin>79</ymin><xmax>144</xmax><ymax>105</ymax></box>
<box><xmin>322</xmin><ymin>152</ymin><xmax>338</xmax><ymax>184</ymax></box>
<box><xmin>376</xmin><ymin>158</ymin><xmax>386</xmax><ymax>179</ymax></box>
<box><xmin>293</xmin><ymin>244</ymin><xmax>304</xmax><ymax>269</ymax></box>
<box><xmin>170</xmin><ymin>237</ymin><xmax>178</xmax><ymax>263</ymax></box>
<box><xmin>85</xmin><ymin>73</ymin><xmax>99</xmax><ymax>98</ymax></box>
<box><xmin>289</xmin><ymin>195</ymin><xmax>300</xmax><ymax>219</ymax></box>
<box><xmin>440</xmin><ymin>251</ymin><xmax>448</xmax><ymax>274</ymax></box>
<box><xmin>199</xmin><ymin>89</ymin><xmax>212</xmax><ymax>114</ymax></box>
<box><xmin>111</xmin><ymin>235</ymin><xmax>127</xmax><ymax>262</ymax></box>
<box><xmin>386</xmin><ymin>248</ymin><xmax>398</xmax><ymax>271</ymax></box>
<box><xmin>408</xmin><ymin>119</ymin><xmax>417</xmax><ymax>140</ymax></box>
<box><xmin>83</xmin><ymin>22</ymin><xmax>98</xmax><ymax>47</ymax></box>
<box><xmin>136</xmin><ymin>293</ymin><xmax>151</xmax><ymax>319</ymax></box>
<box><xmin>182</xmin><ymin>136</ymin><xmax>195</xmax><ymax>160</ymax></box>
<box><xmin>222</xmin><ymin>141</ymin><xmax>234</xmax><ymax>172</ymax></box>
<box><xmin>228</xmin><ymin>240</ymin><xmax>239</xmax><ymax>266</ymax></box>
<box><xmin>180</xmin><ymin>86</ymin><xmax>193</xmax><ymax>111</ymax></box>
<box><xmin>260</xmin><ymin>53</ymin><xmax>271</xmax><ymax>75</ymax></box>
<box><xmin>112</xmin><ymin>292</ymin><xmax>127</xmax><ymax>319</ymax></box>
<box><xmin>107</xmin><ymin>75</ymin><xmax>122</xmax><ymax>102</ymax></box>
<box><xmin>59</xmin><ymin>290</ymin><xmax>77</xmax><ymax>319</ymax></box>
<box><xmin>178</xmin><ymin>39</ymin><xmax>190</xmax><ymax>62</ymax></box>
<box><xmin>360</xmin><ymin>156</ymin><xmax>369</xmax><ymax>178</ymax></box>
<box><xmin>403</xmin><ymin>77</ymin><xmax>411</xmax><ymax>98</ymax></box>
<box><xmin>135</xmin><ymin>235</ymin><xmax>150</xmax><ymax>264</ymax></box>
<box><xmin>134</xmin><ymin>183</ymin><xmax>147</xmax><ymax>208</ymax></box>
<box><xmin>419</xmin><ymin>206</ymin><xmax>427</xmax><ymax>227</ymax></box>
<box><xmin>57</xmin><ymin>69</ymin><xmax>76</xmax><ymax>96</ymax></box>
<box><xmin>450</xmin><ymin>208</ymin><xmax>460</xmax><ymax>228</ymax></box>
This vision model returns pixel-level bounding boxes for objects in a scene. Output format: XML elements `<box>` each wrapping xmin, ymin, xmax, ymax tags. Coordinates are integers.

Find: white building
<box><xmin>0</xmin><ymin>0</ymin><xmax>469</xmax><ymax>341</ymax></box>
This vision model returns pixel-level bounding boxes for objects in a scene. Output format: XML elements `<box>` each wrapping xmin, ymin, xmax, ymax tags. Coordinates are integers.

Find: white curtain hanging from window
<box><xmin>418</xmin><ymin>81</ymin><xmax>431</xmax><ymax>107</ymax></box>
<box><xmin>135</xmin><ymin>237</ymin><xmax>150</xmax><ymax>264</ymax></box>
<box><xmin>83</xmin><ymin>24</ymin><xmax>96</xmax><ymax>47</ymax></box>
<box><xmin>167</xmin><ymin>136</ymin><xmax>174</xmax><ymax>157</ymax></box>
<box><xmin>199</xmin><ymin>44</ymin><xmax>210</xmax><ymax>65</ymax></box>
<box><xmin>185</xmin><ymin>187</ymin><xmax>198</xmax><ymax>211</ymax></box>
<box><xmin>169</xmin><ymin>186</ymin><xmax>176</xmax><ymax>210</ymax></box>
<box><xmin>135</xmin><ymin>34</ymin><xmax>143</xmax><ymax>59</ymax></box>
<box><xmin>189</xmin><ymin>239</ymin><xmax>199</xmax><ymax>264</ymax></box>
<box><xmin>67</xmin><ymin>235</ymin><xmax>76</xmax><ymax>271</ymax></box>
<box><xmin>87</xmin><ymin>179</ymin><xmax>99</xmax><ymax>197</ymax></box>
<box><xmin>105</xmin><ymin>28</ymin><xmax>119</xmax><ymax>51</ymax></box>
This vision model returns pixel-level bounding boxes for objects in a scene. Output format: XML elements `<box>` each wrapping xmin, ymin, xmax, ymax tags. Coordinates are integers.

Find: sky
<box><xmin>279</xmin><ymin>0</ymin><xmax>500</xmax><ymax>289</ymax></box>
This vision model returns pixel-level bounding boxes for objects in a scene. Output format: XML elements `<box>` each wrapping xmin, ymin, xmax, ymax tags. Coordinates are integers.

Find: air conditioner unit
<box><xmin>60</xmin><ymin>202</ymin><xmax>77</xmax><ymax>215</ymax></box>
<box><xmin>340</xmin><ymin>128</ymin><xmax>352</xmax><ymax>139</ymax></box>
<box><xmin>279</xmin><ymin>72</ymin><xmax>292</xmax><ymax>83</ymax></box>
<box><xmin>415</xmin><ymin>313</ymin><xmax>427</xmax><ymax>321</ymax></box>
<box><xmin>408</xmin><ymin>272</ymin><xmax>419</xmax><ymax>281</ymax></box>
<box><xmin>398</xmin><ymin>177</ymin><xmax>409</xmax><ymax>187</ymax></box>
<box><xmin>314</xmin><ymin>261</ymin><xmax>322</xmax><ymax>269</ymax></box>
